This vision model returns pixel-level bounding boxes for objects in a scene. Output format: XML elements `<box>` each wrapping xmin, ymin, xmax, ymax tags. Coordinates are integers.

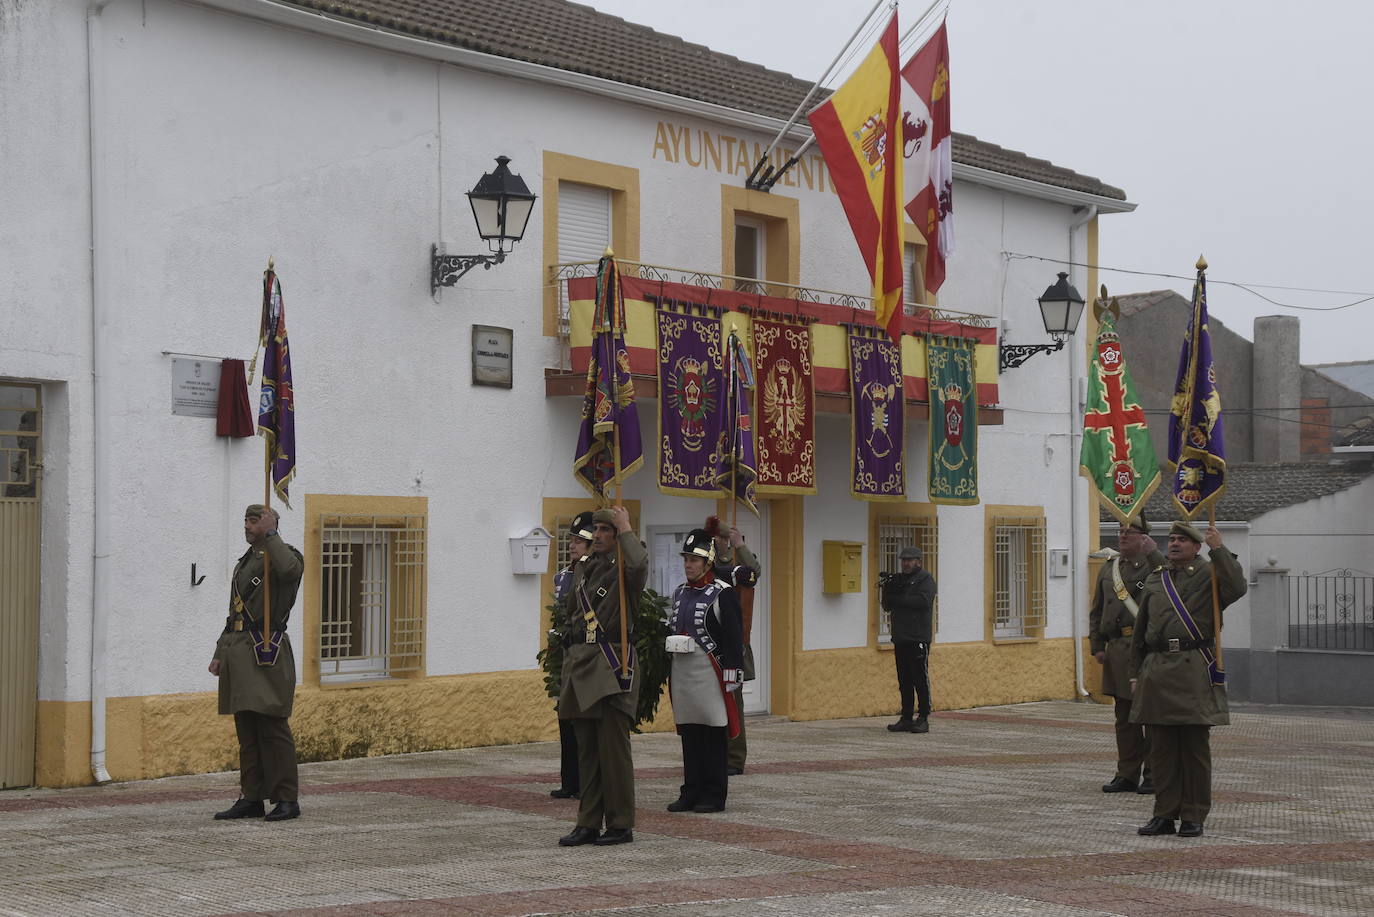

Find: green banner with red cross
<box><xmin>1079</xmin><ymin>300</ymin><xmax>1160</xmax><ymax>525</ymax></box>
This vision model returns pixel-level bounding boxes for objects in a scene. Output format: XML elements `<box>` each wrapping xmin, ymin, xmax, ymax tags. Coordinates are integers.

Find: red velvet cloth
<box><xmin>216</xmin><ymin>358</ymin><xmax>255</xmax><ymax>437</ymax></box>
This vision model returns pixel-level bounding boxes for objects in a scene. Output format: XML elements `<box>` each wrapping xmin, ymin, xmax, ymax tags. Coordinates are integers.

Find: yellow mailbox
<box><xmin>822</xmin><ymin>540</ymin><xmax>864</xmax><ymax>593</ymax></box>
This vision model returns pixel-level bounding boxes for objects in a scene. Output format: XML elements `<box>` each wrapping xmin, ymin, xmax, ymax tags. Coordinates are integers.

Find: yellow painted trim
<box><xmin>788</xmin><ymin>638</ymin><xmax>1079</xmax><ymax>720</ymax></box>
<box><xmin>542</xmin><ymin>152</ymin><xmax>641</xmax><ymax>336</ymax></box>
<box><xmin>982</xmin><ymin>504</ymin><xmax>1047</xmax><ymax>643</ymax></box>
<box><xmin>866</xmin><ymin>500</ymin><xmax>938</xmax><ymax>647</ymax></box>
<box><xmin>302</xmin><ymin>494</ymin><xmax>430</xmax><ymax>686</ymax></box>
<box><xmin>34</xmin><ymin>700</ymin><xmax>91</xmax><ymax>788</ymax></box>
<box><xmin>720</xmin><ymin>185</ymin><xmax>801</xmax><ymax>293</ymax></box>
<box><xmin>767</xmin><ymin>495</ymin><xmax>803</xmax><ymax>717</ymax></box>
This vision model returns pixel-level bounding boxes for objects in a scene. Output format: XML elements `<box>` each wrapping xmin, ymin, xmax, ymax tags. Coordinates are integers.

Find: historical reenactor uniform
<box><xmin>880</xmin><ymin>546</ymin><xmax>938</xmax><ymax>733</ymax></box>
<box><xmin>557</xmin><ymin>507</ymin><xmax>646</xmax><ymax>846</ymax></box>
<box><xmin>705</xmin><ymin>516</ymin><xmax>761</xmax><ymax>776</ymax></box>
<box><xmin>212</xmin><ymin>504</ymin><xmax>305</xmax><ymax>822</ymax></box>
<box><xmin>665</xmin><ymin>529</ymin><xmax>747</xmax><ymax>813</ymax></box>
<box><xmin>548</xmin><ymin>511</ymin><xmax>594</xmax><ymax>800</ymax></box>
<box><xmin>1129</xmin><ymin>521</ymin><xmax>1246</xmax><ymax>838</ymax></box>
<box><xmin>1089</xmin><ymin>515</ymin><xmax>1164</xmax><ymax>793</ymax></box>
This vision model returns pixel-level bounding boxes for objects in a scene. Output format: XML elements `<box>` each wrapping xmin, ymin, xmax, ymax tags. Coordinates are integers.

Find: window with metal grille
<box><xmin>992</xmin><ymin>516</ymin><xmax>1046</xmax><ymax>638</ymax></box>
<box><xmin>318</xmin><ymin>513</ymin><xmax>425</xmax><ymax>681</ymax></box>
<box><xmin>875</xmin><ymin>515</ymin><xmax>939</xmax><ymax>643</ymax></box>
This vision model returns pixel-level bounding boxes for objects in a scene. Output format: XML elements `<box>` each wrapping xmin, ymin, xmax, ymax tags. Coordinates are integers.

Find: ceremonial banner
<box><xmin>926</xmin><ymin>335</ymin><xmax>978</xmax><ymax>505</ymax></box>
<box><xmin>257</xmin><ymin>270</ymin><xmax>296</xmax><ymax>508</ymax></box>
<box><xmin>807</xmin><ymin>14</ymin><xmax>905</xmax><ymax>341</ymax></box>
<box><xmin>900</xmin><ymin>18</ymin><xmax>953</xmax><ymax>296</ymax></box>
<box><xmin>573</xmin><ymin>255</ymin><xmax>645</xmax><ymax>499</ymax></box>
<box><xmin>716</xmin><ymin>328</ymin><xmax>758</xmax><ymax>513</ymax></box>
<box><xmin>752</xmin><ymin>317</ymin><xmax>816</xmax><ymax>494</ymax></box>
<box><xmin>1169</xmin><ymin>260</ymin><xmax>1227</xmax><ymax>518</ymax></box>
<box><xmin>1080</xmin><ymin>299</ymin><xmax>1160</xmax><ymax>524</ymax></box>
<box><xmin>658</xmin><ymin>308</ymin><xmax>726</xmax><ymax>498</ymax></box>
<box><xmin>849</xmin><ymin>328</ymin><xmax>905</xmax><ymax>500</ymax></box>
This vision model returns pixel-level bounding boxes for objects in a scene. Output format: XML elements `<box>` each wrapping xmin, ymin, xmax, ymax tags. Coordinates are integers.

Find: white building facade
<box><xmin>1</xmin><ymin>0</ymin><xmax>1132</xmax><ymax>786</ymax></box>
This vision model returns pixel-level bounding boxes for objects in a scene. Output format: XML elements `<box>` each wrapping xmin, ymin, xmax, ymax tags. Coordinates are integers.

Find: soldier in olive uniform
<box><xmin>711</xmin><ymin>521</ymin><xmax>761</xmax><ymax>776</ymax></box>
<box><xmin>548</xmin><ymin>511</ymin><xmax>594</xmax><ymax>800</ymax></box>
<box><xmin>208</xmin><ymin>504</ymin><xmax>305</xmax><ymax>822</ymax></box>
<box><xmin>1089</xmin><ymin>515</ymin><xmax>1164</xmax><ymax>793</ymax></box>
<box><xmin>557</xmin><ymin>506</ymin><xmax>646</xmax><ymax>847</ymax></box>
<box><xmin>1129</xmin><ymin>521</ymin><xmax>1246</xmax><ymax>838</ymax></box>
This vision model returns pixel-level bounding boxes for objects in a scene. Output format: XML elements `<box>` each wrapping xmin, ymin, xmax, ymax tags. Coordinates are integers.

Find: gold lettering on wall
<box><xmin>652</xmin><ymin>121</ymin><xmax>831</xmax><ymax>194</ymax></box>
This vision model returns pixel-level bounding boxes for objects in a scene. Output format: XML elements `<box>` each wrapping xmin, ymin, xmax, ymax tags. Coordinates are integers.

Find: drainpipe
<box><xmin>1068</xmin><ymin>204</ymin><xmax>1096</xmax><ymax>699</ymax></box>
<box><xmin>87</xmin><ymin>0</ymin><xmax>117</xmax><ymax>785</ymax></box>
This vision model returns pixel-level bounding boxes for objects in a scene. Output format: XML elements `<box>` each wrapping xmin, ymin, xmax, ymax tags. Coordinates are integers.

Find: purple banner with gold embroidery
<box><xmin>849</xmin><ymin>328</ymin><xmax>905</xmax><ymax>501</ymax></box>
<box><xmin>1169</xmin><ymin>260</ymin><xmax>1226</xmax><ymax>519</ymax></box>
<box><xmin>573</xmin><ymin>255</ymin><xmax>644</xmax><ymax>499</ymax></box>
<box><xmin>658</xmin><ymin>308</ymin><xmax>726</xmax><ymax>498</ymax></box>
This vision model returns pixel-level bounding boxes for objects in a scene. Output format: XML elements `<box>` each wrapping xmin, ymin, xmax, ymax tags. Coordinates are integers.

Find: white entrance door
<box><xmin>648</xmin><ymin>506</ymin><xmax>770</xmax><ymax>715</ymax></box>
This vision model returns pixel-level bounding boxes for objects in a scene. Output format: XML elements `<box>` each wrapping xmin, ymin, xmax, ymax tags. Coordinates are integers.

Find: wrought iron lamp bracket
<box><xmin>431</xmin><ymin>244</ymin><xmax>507</xmax><ymax>294</ymax></box>
<box><xmin>998</xmin><ymin>335</ymin><xmax>1065</xmax><ymax>372</ymax></box>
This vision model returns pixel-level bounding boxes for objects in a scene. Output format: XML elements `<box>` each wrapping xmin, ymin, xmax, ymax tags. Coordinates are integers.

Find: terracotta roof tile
<box><xmin>271</xmin><ymin>0</ymin><xmax>1126</xmax><ymax>200</ymax></box>
<box><xmin>1099</xmin><ymin>461</ymin><xmax>1374</xmax><ymax>524</ymax></box>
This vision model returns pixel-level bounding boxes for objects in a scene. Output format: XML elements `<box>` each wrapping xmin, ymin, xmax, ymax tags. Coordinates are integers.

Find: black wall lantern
<box><xmin>998</xmin><ymin>271</ymin><xmax>1086</xmax><ymax>371</ymax></box>
<box><xmin>431</xmin><ymin>156</ymin><xmax>537</xmax><ymax>294</ymax></box>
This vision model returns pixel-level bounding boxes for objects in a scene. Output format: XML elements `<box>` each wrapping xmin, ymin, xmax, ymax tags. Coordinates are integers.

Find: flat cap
<box><xmin>1123</xmin><ymin>514</ymin><xmax>1149</xmax><ymax>534</ymax></box>
<box><xmin>244</xmin><ymin>504</ymin><xmax>268</xmax><ymax>518</ymax></box>
<box><xmin>591</xmin><ymin>509</ymin><xmax>617</xmax><ymax>525</ymax></box>
<box><xmin>1169</xmin><ymin>521</ymin><xmax>1204</xmax><ymax>543</ymax></box>
<box><xmin>899</xmin><ymin>546</ymin><xmax>923</xmax><ymax>560</ymax></box>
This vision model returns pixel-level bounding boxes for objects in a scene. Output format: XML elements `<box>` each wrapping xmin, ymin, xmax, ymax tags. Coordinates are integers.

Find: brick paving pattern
<box><xmin>1</xmin><ymin>701</ymin><xmax>1371</xmax><ymax>916</ymax></box>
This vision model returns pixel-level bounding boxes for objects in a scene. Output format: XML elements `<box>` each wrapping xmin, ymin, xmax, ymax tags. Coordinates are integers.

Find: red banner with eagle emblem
<box><xmin>657</xmin><ymin>306</ymin><xmax>726</xmax><ymax>498</ymax></box>
<box><xmin>926</xmin><ymin>335</ymin><xmax>978</xmax><ymax>505</ymax></box>
<box><xmin>752</xmin><ymin>317</ymin><xmax>816</xmax><ymax>495</ymax></box>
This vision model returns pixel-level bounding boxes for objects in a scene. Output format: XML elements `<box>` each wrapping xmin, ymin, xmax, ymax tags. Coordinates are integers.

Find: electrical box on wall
<box><xmin>1049</xmin><ymin>549</ymin><xmax>1070</xmax><ymax>578</ymax></box>
<box><xmin>822</xmin><ymin>540</ymin><xmax>864</xmax><ymax>593</ymax></box>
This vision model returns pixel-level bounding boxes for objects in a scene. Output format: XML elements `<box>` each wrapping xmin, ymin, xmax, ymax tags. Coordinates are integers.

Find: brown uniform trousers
<box><xmin>1089</xmin><ymin>550</ymin><xmax>1163</xmax><ymax>782</ymax></box>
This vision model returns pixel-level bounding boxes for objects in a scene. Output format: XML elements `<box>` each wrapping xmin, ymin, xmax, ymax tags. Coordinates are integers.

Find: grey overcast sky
<box><xmin>583</xmin><ymin>0</ymin><xmax>1374</xmax><ymax>366</ymax></box>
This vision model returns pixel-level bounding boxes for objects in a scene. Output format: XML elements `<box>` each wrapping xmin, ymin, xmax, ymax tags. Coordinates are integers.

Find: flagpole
<box><xmin>1209</xmin><ymin>505</ymin><xmax>1224</xmax><ymax>678</ymax></box>
<box><xmin>261</xmin><ymin>260</ymin><xmax>274</xmax><ymax>643</ymax></box>
<box><xmin>613</xmin><ymin>426</ymin><xmax>629</xmax><ymax>678</ymax></box>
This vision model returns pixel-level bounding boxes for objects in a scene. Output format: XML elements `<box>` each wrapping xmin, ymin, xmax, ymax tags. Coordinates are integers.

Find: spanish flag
<box><xmin>808</xmin><ymin>15</ymin><xmax>904</xmax><ymax>342</ymax></box>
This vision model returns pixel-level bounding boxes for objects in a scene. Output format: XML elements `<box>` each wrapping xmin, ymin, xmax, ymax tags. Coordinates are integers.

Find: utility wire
<box><xmin>1003</xmin><ymin>252</ymin><xmax>1374</xmax><ymax>312</ymax></box>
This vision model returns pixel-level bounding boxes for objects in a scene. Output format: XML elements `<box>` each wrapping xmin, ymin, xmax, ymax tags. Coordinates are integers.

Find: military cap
<box><xmin>568</xmin><ymin>511</ymin><xmax>595</xmax><ymax>542</ymax></box>
<box><xmin>591</xmin><ymin>508</ymin><xmax>617</xmax><ymax>526</ymax></box>
<box><xmin>680</xmin><ymin>528</ymin><xmax>716</xmax><ymax>562</ymax></box>
<box><xmin>899</xmin><ymin>546</ymin><xmax>923</xmax><ymax>560</ymax></box>
<box><xmin>244</xmin><ymin>504</ymin><xmax>268</xmax><ymax>518</ymax></box>
<box><xmin>1123</xmin><ymin>513</ymin><xmax>1149</xmax><ymax>534</ymax></box>
<box><xmin>1169</xmin><ymin>520</ymin><xmax>1204</xmax><ymax>543</ymax></box>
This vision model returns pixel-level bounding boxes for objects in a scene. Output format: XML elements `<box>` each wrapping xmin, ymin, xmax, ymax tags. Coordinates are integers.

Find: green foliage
<box><xmin>536</xmin><ymin>587</ymin><xmax>672</xmax><ymax>732</ymax></box>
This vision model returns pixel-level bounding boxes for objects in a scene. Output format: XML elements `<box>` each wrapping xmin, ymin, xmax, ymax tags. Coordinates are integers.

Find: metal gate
<box><xmin>1</xmin><ymin>382</ymin><xmax>42</xmax><ymax>788</ymax></box>
<box><xmin>1286</xmin><ymin>568</ymin><xmax>1374</xmax><ymax>651</ymax></box>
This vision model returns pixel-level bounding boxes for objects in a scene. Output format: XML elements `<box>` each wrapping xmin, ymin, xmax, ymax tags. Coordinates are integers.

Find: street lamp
<box><xmin>999</xmin><ymin>271</ymin><xmax>1087</xmax><ymax>371</ymax></box>
<box><xmin>431</xmin><ymin>156</ymin><xmax>537</xmax><ymax>294</ymax></box>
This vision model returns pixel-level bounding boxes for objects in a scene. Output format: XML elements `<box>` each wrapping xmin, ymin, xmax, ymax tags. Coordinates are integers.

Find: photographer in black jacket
<box><xmin>879</xmin><ymin>546</ymin><xmax>938</xmax><ymax>734</ymax></box>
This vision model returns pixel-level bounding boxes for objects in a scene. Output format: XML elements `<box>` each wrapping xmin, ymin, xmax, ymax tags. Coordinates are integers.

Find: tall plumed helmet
<box><xmin>680</xmin><ymin>528</ymin><xmax>716</xmax><ymax>562</ymax></box>
<box><xmin>704</xmin><ymin>515</ymin><xmax>724</xmax><ymax>539</ymax></box>
<box><xmin>568</xmin><ymin>511</ymin><xmax>595</xmax><ymax>542</ymax></box>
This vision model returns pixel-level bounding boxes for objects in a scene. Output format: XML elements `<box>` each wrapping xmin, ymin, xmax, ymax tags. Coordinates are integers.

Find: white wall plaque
<box><xmin>472</xmin><ymin>325</ymin><xmax>514</xmax><ymax>388</ymax></box>
<box><xmin>170</xmin><ymin>357</ymin><xmax>221</xmax><ymax>417</ymax></box>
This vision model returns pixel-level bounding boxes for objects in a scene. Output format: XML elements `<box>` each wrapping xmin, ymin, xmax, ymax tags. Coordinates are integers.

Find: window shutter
<box><xmin>558</xmin><ymin>182</ymin><xmax>612</xmax><ymax>263</ymax></box>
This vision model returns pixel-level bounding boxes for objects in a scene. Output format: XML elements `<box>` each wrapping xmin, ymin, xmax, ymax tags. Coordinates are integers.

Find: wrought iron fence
<box><xmin>549</xmin><ymin>259</ymin><xmax>996</xmax><ymax>346</ymax></box>
<box><xmin>1285</xmin><ymin>568</ymin><xmax>1374</xmax><ymax>651</ymax></box>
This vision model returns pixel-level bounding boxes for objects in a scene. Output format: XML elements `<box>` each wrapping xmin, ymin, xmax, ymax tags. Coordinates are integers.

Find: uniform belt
<box><xmin>1151</xmin><ymin>637</ymin><xmax>1212</xmax><ymax>654</ymax></box>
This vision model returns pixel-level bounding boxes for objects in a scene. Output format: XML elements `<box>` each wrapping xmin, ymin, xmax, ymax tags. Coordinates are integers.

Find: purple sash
<box><xmin>597</xmin><ymin>635</ymin><xmax>635</xmax><ymax>692</ymax></box>
<box><xmin>1160</xmin><ymin>571</ymin><xmax>1225</xmax><ymax>686</ymax></box>
<box><xmin>251</xmin><ymin>629</ymin><xmax>283</xmax><ymax>667</ymax></box>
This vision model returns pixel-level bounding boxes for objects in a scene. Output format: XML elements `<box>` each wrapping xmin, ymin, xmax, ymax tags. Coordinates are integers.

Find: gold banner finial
<box><xmin>1196</xmin><ymin>254</ymin><xmax>1208</xmax><ymax>272</ymax></box>
<box><xmin>603</xmin><ymin>246</ymin><xmax>615</xmax><ymax>259</ymax></box>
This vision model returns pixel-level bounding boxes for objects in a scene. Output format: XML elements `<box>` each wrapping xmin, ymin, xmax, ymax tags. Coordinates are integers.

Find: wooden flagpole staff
<box><xmin>1208</xmin><ymin>506</ymin><xmax>1223</xmax><ymax>676</ymax></box>
<box><xmin>261</xmin><ymin>257</ymin><xmax>274</xmax><ymax>641</ymax></box>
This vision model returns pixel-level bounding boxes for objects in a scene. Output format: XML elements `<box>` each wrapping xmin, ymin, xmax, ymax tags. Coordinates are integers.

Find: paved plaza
<box><xmin>2</xmin><ymin>700</ymin><xmax>1372</xmax><ymax>916</ymax></box>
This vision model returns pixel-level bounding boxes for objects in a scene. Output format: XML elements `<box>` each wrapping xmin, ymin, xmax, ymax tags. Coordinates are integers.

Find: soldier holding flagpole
<box><xmin>1129</xmin><ymin>258</ymin><xmax>1243</xmax><ymax>839</ymax></box>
